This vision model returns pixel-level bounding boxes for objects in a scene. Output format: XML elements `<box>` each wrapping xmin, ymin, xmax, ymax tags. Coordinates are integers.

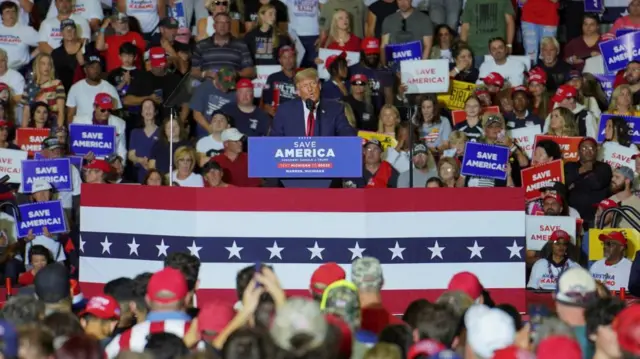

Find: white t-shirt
<box><xmin>46</xmin><ymin>0</ymin><xmax>104</xmax><ymax>22</ymax></box>
<box><xmin>25</xmin><ymin>235</ymin><xmax>66</xmax><ymax>264</ymax></box>
<box><xmin>38</xmin><ymin>14</ymin><xmax>91</xmax><ymax>49</ymax></box>
<box><xmin>283</xmin><ymin>0</ymin><xmax>319</xmax><ymax>36</ymax></box>
<box><xmin>59</xmin><ymin>165</ymin><xmax>82</xmax><ymax>210</ymax></box>
<box><xmin>66</xmin><ymin>79</ymin><xmax>122</xmax><ymax>117</ymax></box>
<box><xmin>171</xmin><ymin>171</ymin><xmax>205</xmax><ymax>187</ymax></box>
<box><xmin>196</xmin><ymin>135</ymin><xmax>223</xmax><ymax>158</ymax></box>
<box><xmin>0</xmin><ymin>68</ymin><xmax>25</xmax><ymax>95</ymax></box>
<box><xmin>478</xmin><ymin>57</ymin><xmax>526</xmax><ymax>87</ymax></box>
<box><xmin>590</xmin><ymin>257</ymin><xmax>632</xmax><ymax>291</ymax></box>
<box><xmin>0</xmin><ymin>23</ymin><xmax>39</xmax><ymax>70</ymax></box>
<box><xmin>528</xmin><ymin>258</ymin><xmax>579</xmax><ymax>290</ymax></box>
<box><xmin>126</xmin><ymin>0</ymin><xmax>159</xmax><ymax>34</ymax></box>
<box><xmin>5</xmin><ymin>0</ymin><xmax>33</xmax><ymax>26</ymax></box>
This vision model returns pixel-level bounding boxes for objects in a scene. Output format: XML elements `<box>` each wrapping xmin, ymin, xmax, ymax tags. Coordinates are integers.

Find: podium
<box><xmin>248</xmin><ymin>137</ymin><xmax>363</xmax><ymax>188</ymax></box>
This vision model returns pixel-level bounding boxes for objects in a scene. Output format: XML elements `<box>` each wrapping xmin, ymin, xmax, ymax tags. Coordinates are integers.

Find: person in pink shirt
<box><xmin>607</xmin><ymin>0</ymin><xmax>640</xmax><ymax>38</ymax></box>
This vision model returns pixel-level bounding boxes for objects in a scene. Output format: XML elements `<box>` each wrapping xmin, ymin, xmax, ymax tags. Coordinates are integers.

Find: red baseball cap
<box><xmin>549</xmin><ymin>229</ymin><xmax>570</xmax><ymax>243</ymax></box>
<box><xmin>350</xmin><ymin>73</ymin><xmax>368</xmax><ymax>84</ymax></box>
<box><xmin>0</xmin><ymin>83</ymin><xmax>9</xmax><ymax>93</ymax></box>
<box><xmin>614</xmin><ymin>305</ymin><xmax>640</xmax><ymax>356</ymax></box>
<box><xmin>94</xmin><ymin>93</ymin><xmax>114</xmax><ymax>110</ymax></box>
<box><xmin>325</xmin><ymin>51</ymin><xmax>347</xmax><ymax>69</ymax></box>
<box><xmin>149</xmin><ymin>47</ymin><xmax>167</xmax><ymax>68</ymax></box>
<box><xmin>447</xmin><ymin>271</ymin><xmax>482</xmax><ymax>300</ymax></box>
<box><xmin>537</xmin><ymin>336</ymin><xmax>581</xmax><ymax>359</ymax></box>
<box><xmin>83</xmin><ymin>159</ymin><xmax>111</xmax><ymax>173</ymax></box>
<box><xmin>407</xmin><ymin>339</ymin><xmax>446</xmax><ymax>359</ymax></box>
<box><xmin>79</xmin><ymin>295</ymin><xmax>121</xmax><ymax>320</ymax></box>
<box><xmin>599</xmin><ymin>231</ymin><xmax>628</xmax><ymax>246</ymax></box>
<box><xmin>0</xmin><ymin>120</ymin><xmax>12</xmax><ymax>128</ymax></box>
<box><xmin>361</xmin><ymin>37</ymin><xmax>380</xmax><ymax>54</ymax></box>
<box><xmin>236</xmin><ymin>78</ymin><xmax>254</xmax><ymax>89</ymax></box>
<box><xmin>278</xmin><ymin>45</ymin><xmax>295</xmax><ymax>57</ymax></box>
<box><xmin>493</xmin><ymin>346</ymin><xmax>535</xmax><ymax>359</ymax></box>
<box><xmin>543</xmin><ymin>193</ymin><xmax>563</xmax><ymax>206</ymax></box>
<box><xmin>594</xmin><ymin>199</ymin><xmax>619</xmax><ymax>210</ymax></box>
<box><xmin>146</xmin><ymin>267</ymin><xmax>188</xmax><ymax>304</ymax></box>
<box><xmin>552</xmin><ymin>84</ymin><xmax>578</xmax><ymax>103</ymax></box>
<box><xmin>511</xmin><ymin>85</ymin><xmax>528</xmax><ymax>95</ymax></box>
<box><xmin>482</xmin><ymin>72</ymin><xmax>504</xmax><ymax>88</ymax></box>
<box><xmin>310</xmin><ymin>262</ymin><xmax>345</xmax><ymax>295</ymax></box>
<box><xmin>198</xmin><ymin>301</ymin><xmax>235</xmax><ymax>340</ymax></box>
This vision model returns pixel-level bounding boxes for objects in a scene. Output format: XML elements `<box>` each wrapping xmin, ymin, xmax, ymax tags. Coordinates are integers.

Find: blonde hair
<box><xmin>547</xmin><ymin>107</ymin><xmax>578</xmax><ymax>137</ymax></box>
<box><xmin>257</xmin><ymin>4</ymin><xmax>281</xmax><ymax>48</ymax></box>
<box><xmin>294</xmin><ymin>68</ymin><xmax>319</xmax><ymax>85</ymax></box>
<box><xmin>342</xmin><ymin>101</ymin><xmax>357</xmax><ymax>128</ymax></box>
<box><xmin>326</xmin><ymin>9</ymin><xmax>351</xmax><ymax>47</ymax></box>
<box><xmin>32</xmin><ymin>53</ymin><xmax>56</xmax><ymax>84</ymax></box>
<box><xmin>377</xmin><ymin>104</ymin><xmax>400</xmax><ymax>133</ymax></box>
<box><xmin>438</xmin><ymin>157</ymin><xmax>460</xmax><ymax>180</ymax></box>
<box><xmin>364</xmin><ymin>343</ymin><xmax>402</xmax><ymax>359</ymax></box>
<box><xmin>608</xmin><ymin>84</ymin><xmax>633</xmax><ymax>113</ymax></box>
<box><xmin>540</xmin><ymin>36</ymin><xmax>560</xmax><ymax>54</ymax></box>
<box><xmin>448</xmin><ymin>130</ymin><xmax>468</xmax><ymax>146</ymax></box>
<box><xmin>173</xmin><ymin>146</ymin><xmax>197</xmax><ymax>173</ymax></box>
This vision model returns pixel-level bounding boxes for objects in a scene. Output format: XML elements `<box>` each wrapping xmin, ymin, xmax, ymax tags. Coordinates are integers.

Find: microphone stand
<box><xmin>407</xmin><ymin>103</ymin><xmax>414</xmax><ymax>188</ymax></box>
<box><xmin>163</xmin><ymin>71</ymin><xmax>191</xmax><ymax>187</ymax></box>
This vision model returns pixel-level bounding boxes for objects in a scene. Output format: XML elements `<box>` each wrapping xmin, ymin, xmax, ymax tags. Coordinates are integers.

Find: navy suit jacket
<box><xmin>270</xmin><ymin>99</ymin><xmax>357</xmax><ymax>137</ymax></box>
<box><xmin>630</xmin><ymin>250</ymin><xmax>640</xmax><ymax>296</ymax></box>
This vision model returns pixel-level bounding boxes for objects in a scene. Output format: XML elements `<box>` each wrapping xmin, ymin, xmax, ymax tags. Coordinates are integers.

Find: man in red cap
<box><xmin>343</xmin><ymin>73</ymin><xmax>378</xmax><ymax>131</ymax></box>
<box><xmin>83</xmin><ymin>159</ymin><xmax>112</xmax><ymax>184</ymax></box>
<box><xmin>309</xmin><ymin>262</ymin><xmax>346</xmax><ymax>301</ymax></box>
<box><xmin>590</xmin><ymin>231</ymin><xmax>632</xmax><ymax>291</ymax></box>
<box><xmin>71</xmin><ymin>93</ymin><xmax>127</xmax><ymax>164</ymax></box>
<box><xmin>447</xmin><ymin>271</ymin><xmax>484</xmax><ymax>303</ymax></box>
<box><xmin>220</xmin><ymin>78</ymin><xmax>270</xmax><ymax>137</ymax></box>
<box><xmin>594</xmin><ymin>199</ymin><xmax>619</xmax><ymax>228</ymax></box>
<box><xmin>542</xmin><ymin>193</ymin><xmax>566</xmax><ymax>216</ymax></box>
<box><xmin>106</xmin><ymin>267</ymin><xmax>193</xmax><ymax>357</ymax></box>
<box><xmin>481</xmin><ymin>72</ymin><xmax>505</xmax><ymax>94</ymax></box>
<box><xmin>79</xmin><ymin>295</ymin><xmax>121</xmax><ymax>348</ymax></box>
<box><xmin>350</xmin><ymin>37</ymin><xmax>393</xmax><ymax>113</ymax></box>
<box><xmin>477</xmin><ymin>38</ymin><xmax>525</xmax><ymax>87</ymax></box>
<box><xmin>544</xmin><ymin>84</ymin><xmax>597</xmax><ymax>138</ymax></box>
<box><xmin>262</xmin><ymin>46</ymin><xmax>297</xmax><ymax>116</ymax></box>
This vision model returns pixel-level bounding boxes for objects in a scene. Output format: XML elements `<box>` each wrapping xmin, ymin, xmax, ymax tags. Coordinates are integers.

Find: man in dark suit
<box><xmin>270</xmin><ymin>68</ymin><xmax>356</xmax><ymax>137</ymax></box>
<box><xmin>629</xmin><ymin>250</ymin><xmax>640</xmax><ymax>296</ymax></box>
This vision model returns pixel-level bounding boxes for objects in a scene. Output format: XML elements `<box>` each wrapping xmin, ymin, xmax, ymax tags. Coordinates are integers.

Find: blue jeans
<box><xmin>521</xmin><ymin>21</ymin><xmax>558</xmax><ymax>65</ymax></box>
<box><xmin>299</xmin><ymin>35</ymin><xmax>319</xmax><ymax>69</ymax></box>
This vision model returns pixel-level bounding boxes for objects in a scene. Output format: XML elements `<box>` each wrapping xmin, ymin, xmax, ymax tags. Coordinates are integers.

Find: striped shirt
<box><xmin>105</xmin><ymin>319</ymin><xmax>194</xmax><ymax>358</ymax></box>
<box><xmin>192</xmin><ymin>37</ymin><xmax>253</xmax><ymax>73</ymax></box>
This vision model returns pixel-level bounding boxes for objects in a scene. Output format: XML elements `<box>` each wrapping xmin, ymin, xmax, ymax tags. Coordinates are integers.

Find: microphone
<box><xmin>304</xmin><ymin>99</ymin><xmax>316</xmax><ymax>111</ymax></box>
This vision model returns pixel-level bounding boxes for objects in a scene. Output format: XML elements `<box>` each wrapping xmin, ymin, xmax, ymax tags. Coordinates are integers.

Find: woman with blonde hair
<box><xmin>378</xmin><ymin>104</ymin><xmax>400</xmax><ymax>137</ymax></box>
<box><xmin>195</xmin><ymin>0</ymin><xmax>241</xmax><ymax>40</ymax></box>
<box><xmin>442</xmin><ymin>130</ymin><xmax>468</xmax><ymax>159</ymax></box>
<box><xmin>608</xmin><ymin>84</ymin><xmax>639</xmax><ymax>116</ymax></box>
<box><xmin>566</xmin><ymin>71</ymin><xmax>603</xmax><ymax>119</ymax></box>
<box><xmin>438</xmin><ymin>157</ymin><xmax>461</xmax><ymax>188</ymax></box>
<box><xmin>21</xmin><ymin>53</ymin><xmax>65</xmax><ymax>128</ymax></box>
<box><xmin>546</xmin><ymin>107</ymin><xmax>579</xmax><ymax>137</ymax></box>
<box><xmin>170</xmin><ymin>146</ymin><xmax>204</xmax><ymax>187</ymax></box>
<box><xmin>243</xmin><ymin>4</ymin><xmax>292</xmax><ymax>65</ymax></box>
<box><xmin>321</xmin><ymin>9</ymin><xmax>361</xmax><ymax>52</ymax></box>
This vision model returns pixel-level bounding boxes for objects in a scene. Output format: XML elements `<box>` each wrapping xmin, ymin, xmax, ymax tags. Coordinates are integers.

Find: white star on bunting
<box><xmin>307</xmin><ymin>241</ymin><xmax>325</xmax><ymax>260</ymax></box>
<box><xmin>100</xmin><ymin>236</ymin><xmax>112</xmax><ymax>254</ymax></box>
<box><xmin>348</xmin><ymin>242</ymin><xmax>366</xmax><ymax>260</ymax></box>
<box><xmin>226</xmin><ymin>241</ymin><xmax>243</xmax><ymax>259</ymax></box>
<box><xmin>266</xmin><ymin>241</ymin><xmax>284</xmax><ymax>260</ymax></box>
<box><xmin>428</xmin><ymin>240</ymin><xmax>445</xmax><ymax>259</ymax></box>
<box><xmin>128</xmin><ymin>237</ymin><xmax>140</xmax><ymax>256</ymax></box>
<box><xmin>79</xmin><ymin>235</ymin><xmax>86</xmax><ymax>253</ymax></box>
<box><xmin>467</xmin><ymin>240</ymin><xmax>484</xmax><ymax>259</ymax></box>
<box><xmin>507</xmin><ymin>240</ymin><xmax>523</xmax><ymax>259</ymax></box>
<box><xmin>156</xmin><ymin>239</ymin><xmax>169</xmax><ymax>257</ymax></box>
<box><xmin>389</xmin><ymin>241</ymin><xmax>406</xmax><ymax>260</ymax></box>
<box><xmin>187</xmin><ymin>240</ymin><xmax>202</xmax><ymax>258</ymax></box>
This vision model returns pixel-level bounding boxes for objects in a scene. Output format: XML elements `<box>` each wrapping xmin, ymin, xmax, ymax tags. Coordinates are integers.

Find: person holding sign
<box><xmin>270</xmin><ymin>68</ymin><xmax>355</xmax><ymax>137</ymax></box>
<box><xmin>380</xmin><ymin>0</ymin><xmax>433</xmax><ymax>62</ymax></box>
<box><xmin>19</xmin><ymin>180</ymin><xmax>67</xmax><ymax>266</ymax></box>
<box><xmin>72</xmin><ymin>93</ymin><xmax>127</xmax><ymax>164</ymax></box>
<box><xmin>527</xmin><ymin>229</ymin><xmax>579</xmax><ymax>290</ymax></box>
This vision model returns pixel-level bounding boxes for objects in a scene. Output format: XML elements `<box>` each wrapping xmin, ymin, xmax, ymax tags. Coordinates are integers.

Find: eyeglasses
<box><xmin>214</xmin><ymin>1</ymin><xmax>229</xmax><ymax>5</ymax></box>
<box><xmin>603</xmin><ymin>241</ymin><xmax>622</xmax><ymax>248</ymax></box>
<box><xmin>97</xmin><ymin>108</ymin><xmax>110</xmax><ymax>113</ymax></box>
<box><xmin>401</xmin><ymin>18</ymin><xmax>407</xmax><ymax>32</ymax></box>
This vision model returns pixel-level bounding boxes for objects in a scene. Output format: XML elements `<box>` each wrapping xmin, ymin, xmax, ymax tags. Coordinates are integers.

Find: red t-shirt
<box><xmin>521</xmin><ymin>0</ymin><xmax>559</xmax><ymax>27</ymax></box>
<box><xmin>326</xmin><ymin>35</ymin><xmax>362</xmax><ymax>53</ymax></box>
<box><xmin>360</xmin><ymin>304</ymin><xmax>405</xmax><ymax>334</ymax></box>
<box><xmin>104</xmin><ymin>32</ymin><xmax>146</xmax><ymax>72</ymax></box>
<box><xmin>211</xmin><ymin>153</ymin><xmax>261</xmax><ymax>187</ymax></box>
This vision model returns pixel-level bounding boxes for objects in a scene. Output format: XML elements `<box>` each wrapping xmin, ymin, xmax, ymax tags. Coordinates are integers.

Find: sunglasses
<box><xmin>97</xmin><ymin>108</ymin><xmax>110</xmax><ymax>113</ymax></box>
<box><xmin>351</xmin><ymin>80</ymin><xmax>366</xmax><ymax>86</ymax></box>
<box><xmin>603</xmin><ymin>241</ymin><xmax>622</xmax><ymax>247</ymax></box>
<box><xmin>551</xmin><ymin>239</ymin><xmax>569</xmax><ymax>246</ymax></box>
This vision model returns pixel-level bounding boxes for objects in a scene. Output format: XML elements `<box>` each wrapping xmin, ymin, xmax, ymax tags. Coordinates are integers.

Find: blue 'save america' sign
<box><xmin>69</xmin><ymin>124</ymin><xmax>116</xmax><ymax>157</ymax></box>
<box><xmin>385</xmin><ymin>41</ymin><xmax>422</xmax><ymax>71</ymax></box>
<box><xmin>599</xmin><ymin>31</ymin><xmax>640</xmax><ymax>73</ymax></box>
<box><xmin>248</xmin><ymin>137</ymin><xmax>362</xmax><ymax>178</ymax></box>
<box><xmin>17</xmin><ymin>200</ymin><xmax>67</xmax><ymax>237</ymax></box>
<box><xmin>461</xmin><ymin>142</ymin><xmax>510</xmax><ymax>180</ymax></box>
<box><xmin>21</xmin><ymin>158</ymin><xmax>72</xmax><ymax>192</ymax></box>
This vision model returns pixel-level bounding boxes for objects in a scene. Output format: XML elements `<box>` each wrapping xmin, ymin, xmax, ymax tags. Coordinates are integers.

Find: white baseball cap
<box><xmin>555</xmin><ymin>266</ymin><xmax>597</xmax><ymax>307</ymax></box>
<box><xmin>30</xmin><ymin>179</ymin><xmax>52</xmax><ymax>193</ymax></box>
<box><xmin>221</xmin><ymin>128</ymin><xmax>244</xmax><ymax>142</ymax></box>
<box><xmin>464</xmin><ymin>304</ymin><xmax>515</xmax><ymax>358</ymax></box>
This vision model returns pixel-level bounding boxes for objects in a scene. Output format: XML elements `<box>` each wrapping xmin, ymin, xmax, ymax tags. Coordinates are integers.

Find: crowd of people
<box><xmin>0</xmin><ymin>0</ymin><xmax>639</xmax><ymax>357</ymax></box>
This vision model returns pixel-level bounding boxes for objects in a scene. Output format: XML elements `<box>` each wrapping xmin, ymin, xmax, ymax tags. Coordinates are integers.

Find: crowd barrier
<box><xmin>78</xmin><ymin>185</ymin><xmax>527</xmax><ymax>313</ymax></box>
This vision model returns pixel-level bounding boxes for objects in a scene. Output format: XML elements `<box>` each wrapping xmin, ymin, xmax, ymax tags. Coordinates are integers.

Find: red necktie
<box><xmin>306</xmin><ymin>109</ymin><xmax>315</xmax><ymax>136</ymax></box>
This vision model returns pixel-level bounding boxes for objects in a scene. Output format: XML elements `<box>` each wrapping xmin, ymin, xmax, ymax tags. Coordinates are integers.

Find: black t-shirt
<box><xmin>243</xmin><ymin>27</ymin><xmax>292</xmax><ymax>65</ymax></box>
<box><xmin>51</xmin><ymin>47</ymin><xmax>80</xmax><ymax>94</ymax></box>
<box><xmin>107</xmin><ymin>67</ymin><xmax>140</xmax><ymax>98</ymax></box>
<box><xmin>454</xmin><ymin>120</ymin><xmax>483</xmax><ymax>142</ymax></box>
<box><xmin>150</xmin><ymin>139</ymin><xmax>191</xmax><ymax>174</ymax></box>
<box><xmin>536</xmin><ymin>60</ymin><xmax>572</xmax><ymax>92</ymax></box>
<box><xmin>244</xmin><ymin>0</ymin><xmax>288</xmax><ymax>23</ymax></box>
<box><xmin>343</xmin><ymin>95</ymin><xmax>377</xmax><ymax>132</ymax></box>
<box><xmin>368</xmin><ymin>0</ymin><xmax>398</xmax><ymax>38</ymax></box>
<box><xmin>263</xmin><ymin>70</ymin><xmax>296</xmax><ymax>105</ymax></box>
<box><xmin>127</xmin><ymin>70</ymin><xmax>184</xmax><ymax>116</ymax></box>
